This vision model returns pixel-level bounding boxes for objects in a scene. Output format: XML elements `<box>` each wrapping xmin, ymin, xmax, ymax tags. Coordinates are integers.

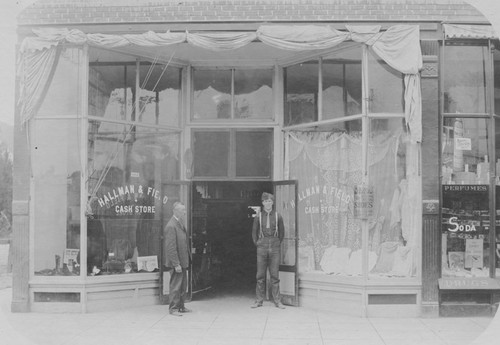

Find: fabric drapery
<box><xmin>443</xmin><ymin>23</ymin><xmax>497</xmax><ymax>39</ymax></box>
<box><xmin>187</xmin><ymin>31</ymin><xmax>257</xmax><ymax>51</ymax></box>
<box><xmin>17</xmin><ymin>46</ymin><xmax>59</xmax><ymax>125</ymax></box>
<box><xmin>257</xmin><ymin>25</ymin><xmax>349</xmax><ymax>51</ymax></box>
<box><xmin>18</xmin><ymin>25</ymin><xmax>423</xmax><ymax>132</ymax></box>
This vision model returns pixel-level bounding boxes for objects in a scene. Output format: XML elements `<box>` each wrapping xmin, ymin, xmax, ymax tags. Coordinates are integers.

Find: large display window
<box><xmin>285</xmin><ymin>43</ymin><xmax>419</xmax><ymax>280</ymax></box>
<box><xmin>368</xmin><ymin>118</ymin><xmax>416</xmax><ymax>278</ymax></box>
<box><xmin>288</xmin><ymin>121</ymin><xmax>363</xmax><ymax>275</ymax></box>
<box><xmin>440</xmin><ymin>117</ymin><xmax>491</xmax><ymax>278</ymax></box>
<box><xmin>441</xmin><ymin>42</ymin><xmax>497</xmax><ymax>280</ymax></box>
<box><xmin>87</xmin><ymin>121</ymin><xmax>180</xmax><ymax>275</ymax></box>
<box><xmin>33</xmin><ymin>119</ymin><xmax>82</xmax><ymax>276</ymax></box>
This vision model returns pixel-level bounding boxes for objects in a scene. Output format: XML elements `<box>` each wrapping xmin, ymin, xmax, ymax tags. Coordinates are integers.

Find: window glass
<box><xmin>495</xmin><ymin>49</ymin><xmax>500</xmax><ymax>116</ymax></box>
<box><xmin>33</xmin><ymin>119</ymin><xmax>81</xmax><ymax>276</ymax></box>
<box><xmin>441</xmin><ymin>118</ymin><xmax>489</xmax><ymax>185</ymax></box>
<box><xmin>193</xmin><ymin>69</ymin><xmax>232</xmax><ymax>119</ymax></box>
<box><xmin>38</xmin><ymin>47</ymin><xmax>83</xmax><ymax>117</ymax></box>
<box><xmin>88</xmin><ymin>64</ymin><xmax>136</xmax><ymax>122</ymax></box>
<box><xmin>495</xmin><ymin>117</ymin><xmax>500</xmax><ymax>276</ymax></box>
<box><xmin>289</xmin><ymin>121</ymin><xmax>362</xmax><ymax>275</ymax></box>
<box><xmin>235</xmin><ymin>131</ymin><xmax>272</xmax><ymax>177</ymax></box>
<box><xmin>444</xmin><ymin>45</ymin><xmax>487</xmax><ymax>114</ymax></box>
<box><xmin>87</xmin><ymin>120</ymin><xmax>179</xmax><ymax>275</ymax></box>
<box><xmin>285</xmin><ymin>61</ymin><xmax>319</xmax><ymax>126</ymax></box>
<box><xmin>138</xmin><ymin>63</ymin><xmax>182</xmax><ymax>126</ymax></box>
<box><xmin>193</xmin><ymin>131</ymin><xmax>230</xmax><ymax>177</ymax></box>
<box><xmin>442</xmin><ymin>117</ymin><xmax>490</xmax><ymax>278</ymax></box>
<box><xmin>234</xmin><ymin>69</ymin><xmax>273</xmax><ymax>119</ymax></box>
<box><xmin>368</xmin><ymin>118</ymin><xmax>416</xmax><ymax>278</ymax></box>
<box><xmin>367</xmin><ymin>49</ymin><xmax>404</xmax><ymax>114</ymax></box>
<box><xmin>322</xmin><ymin>46</ymin><xmax>362</xmax><ymax>119</ymax></box>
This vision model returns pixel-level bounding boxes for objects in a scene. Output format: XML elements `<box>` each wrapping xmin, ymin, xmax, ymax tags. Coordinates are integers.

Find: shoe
<box><xmin>169</xmin><ymin>310</ymin><xmax>183</xmax><ymax>317</ymax></box>
<box><xmin>179</xmin><ymin>307</ymin><xmax>192</xmax><ymax>313</ymax></box>
<box><xmin>250</xmin><ymin>302</ymin><xmax>263</xmax><ymax>308</ymax></box>
<box><xmin>275</xmin><ymin>303</ymin><xmax>285</xmax><ymax>309</ymax></box>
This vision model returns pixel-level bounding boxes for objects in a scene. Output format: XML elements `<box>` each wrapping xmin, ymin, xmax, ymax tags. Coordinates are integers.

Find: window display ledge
<box><xmin>30</xmin><ymin>272</ymin><xmax>159</xmax><ymax>287</ymax></box>
<box><xmin>299</xmin><ymin>271</ymin><xmax>420</xmax><ymax>287</ymax></box>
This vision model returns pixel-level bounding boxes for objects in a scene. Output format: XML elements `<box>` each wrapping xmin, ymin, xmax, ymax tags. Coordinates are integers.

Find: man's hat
<box><xmin>261</xmin><ymin>192</ymin><xmax>274</xmax><ymax>201</ymax></box>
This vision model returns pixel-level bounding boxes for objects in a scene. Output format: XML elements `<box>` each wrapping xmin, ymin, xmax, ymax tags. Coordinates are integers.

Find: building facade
<box><xmin>11</xmin><ymin>0</ymin><xmax>500</xmax><ymax>316</ymax></box>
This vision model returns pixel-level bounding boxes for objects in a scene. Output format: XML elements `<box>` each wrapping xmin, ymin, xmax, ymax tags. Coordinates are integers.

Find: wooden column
<box><xmin>11</xmin><ymin>95</ymin><xmax>31</xmax><ymax>312</ymax></box>
<box><xmin>420</xmin><ymin>59</ymin><xmax>440</xmax><ymax>317</ymax></box>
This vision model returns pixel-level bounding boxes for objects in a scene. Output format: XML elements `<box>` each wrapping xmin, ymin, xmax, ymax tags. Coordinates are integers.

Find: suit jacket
<box><xmin>163</xmin><ymin>216</ymin><xmax>191</xmax><ymax>268</ymax></box>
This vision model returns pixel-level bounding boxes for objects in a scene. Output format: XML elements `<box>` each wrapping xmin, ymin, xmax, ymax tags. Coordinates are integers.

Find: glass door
<box><xmin>274</xmin><ymin>180</ymin><xmax>299</xmax><ymax>306</ymax></box>
<box><xmin>159</xmin><ymin>181</ymin><xmax>191</xmax><ymax>305</ymax></box>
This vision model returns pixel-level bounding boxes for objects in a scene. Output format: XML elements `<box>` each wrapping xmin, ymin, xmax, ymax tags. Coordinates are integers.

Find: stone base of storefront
<box><xmin>420</xmin><ymin>301</ymin><xmax>440</xmax><ymax>318</ymax></box>
<box><xmin>299</xmin><ymin>273</ymin><xmax>421</xmax><ymax>318</ymax></box>
<box><xmin>29</xmin><ymin>273</ymin><xmax>160</xmax><ymax>313</ymax></box>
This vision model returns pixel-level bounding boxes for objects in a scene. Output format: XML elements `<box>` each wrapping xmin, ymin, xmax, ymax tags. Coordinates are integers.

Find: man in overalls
<box><xmin>251</xmin><ymin>192</ymin><xmax>285</xmax><ymax>309</ymax></box>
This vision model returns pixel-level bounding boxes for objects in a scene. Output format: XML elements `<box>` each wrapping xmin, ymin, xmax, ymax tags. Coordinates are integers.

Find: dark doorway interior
<box><xmin>191</xmin><ymin>181</ymin><xmax>272</xmax><ymax>299</ymax></box>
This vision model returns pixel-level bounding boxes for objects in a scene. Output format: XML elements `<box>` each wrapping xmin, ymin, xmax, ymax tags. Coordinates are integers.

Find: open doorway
<box><xmin>191</xmin><ymin>181</ymin><xmax>272</xmax><ymax>299</ymax></box>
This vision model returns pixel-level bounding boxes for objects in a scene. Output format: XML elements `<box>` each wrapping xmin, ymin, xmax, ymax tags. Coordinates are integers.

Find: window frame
<box><xmin>191</xmin><ymin>128</ymin><xmax>274</xmax><ymax>180</ymax></box>
<box><xmin>190</xmin><ymin>66</ymin><xmax>275</xmax><ymax>122</ymax></box>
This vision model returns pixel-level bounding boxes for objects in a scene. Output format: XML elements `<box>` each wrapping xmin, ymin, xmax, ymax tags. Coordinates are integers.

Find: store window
<box><xmin>286</xmin><ymin>44</ymin><xmax>417</xmax><ymax>280</ymax></box>
<box><xmin>495</xmin><ymin>49</ymin><xmax>500</xmax><ymax>275</ymax></box>
<box><xmin>33</xmin><ymin>119</ymin><xmax>82</xmax><ymax>276</ymax></box>
<box><xmin>87</xmin><ymin>120</ymin><xmax>180</xmax><ymax>275</ymax></box>
<box><xmin>138</xmin><ymin>63</ymin><xmax>182</xmax><ymax>126</ymax></box>
<box><xmin>322</xmin><ymin>46</ymin><xmax>362</xmax><ymax>120</ymax></box>
<box><xmin>496</xmin><ymin>117</ymin><xmax>500</xmax><ymax>275</ymax></box>
<box><xmin>89</xmin><ymin>48</ymin><xmax>183</xmax><ymax>127</ymax></box>
<box><xmin>443</xmin><ymin>45</ymin><xmax>488</xmax><ymax>114</ymax></box>
<box><xmin>235</xmin><ymin>130</ymin><xmax>272</xmax><ymax>177</ymax></box>
<box><xmin>192</xmin><ymin>131</ymin><xmax>230</xmax><ymax>177</ymax></box>
<box><xmin>368</xmin><ymin>118</ymin><xmax>416</xmax><ymax>278</ymax></box>
<box><xmin>284</xmin><ymin>61</ymin><xmax>319</xmax><ymax>126</ymax></box>
<box><xmin>192</xmin><ymin>68</ymin><xmax>273</xmax><ymax>120</ymax></box>
<box><xmin>88</xmin><ymin>63</ymin><xmax>136</xmax><ymax>122</ymax></box>
<box><xmin>289</xmin><ymin>120</ymin><xmax>363</xmax><ymax>275</ymax></box>
<box><xmin>441</xmin><ymin>117</ymin><xmax>490</xmax><ymax>278</ymax></box>
<box><xmin>38</xmin><ymin>47</ymin><xmax>84</xmax><ymax>117</ymax></box>
<box><xmin>192</xmin><ymin>129</ymin><xmax>273</xmax><ymax>179</ymax></box>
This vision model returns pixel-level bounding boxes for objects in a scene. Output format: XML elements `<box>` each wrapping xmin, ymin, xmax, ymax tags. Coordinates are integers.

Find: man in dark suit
<box><xmin>163</xmin><ymin>202</ymin><xmax>191</xmax><ymax>316</ymax></box>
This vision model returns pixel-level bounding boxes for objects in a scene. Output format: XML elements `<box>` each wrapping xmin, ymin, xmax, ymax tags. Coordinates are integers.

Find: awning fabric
<box><xmin>443</xmin><ymin>23</ymin><xmax>498</xmax><ymax>39</ymax></box>
<box><xmin>18</xmin><ymin>25</ymin><xmax>423</xmax><ymax>143</ymax></box>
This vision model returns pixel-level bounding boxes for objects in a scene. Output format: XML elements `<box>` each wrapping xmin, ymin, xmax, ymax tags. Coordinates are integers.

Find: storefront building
<box><xmin>11</xmin><ymin>0</ymin><xmax>500</xmax><ymax>316</ymax></box>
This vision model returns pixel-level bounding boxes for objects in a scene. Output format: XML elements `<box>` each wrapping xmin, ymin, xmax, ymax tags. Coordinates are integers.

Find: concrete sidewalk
<box><xmin>0</xmin><ymin>288</ymin><xmax>497</xmax><ymax>345</ymax></box>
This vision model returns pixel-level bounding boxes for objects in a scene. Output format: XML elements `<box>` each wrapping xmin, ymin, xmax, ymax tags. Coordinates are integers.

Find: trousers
<box><xmin>255</xmin><ymin>236</ymin><xmax>281</xmax><ymax>304</ymax></box>
<box><xmin>168</xmin><ymin>267</ymin><xmax>187</xmax><ymax>312</ymax></box>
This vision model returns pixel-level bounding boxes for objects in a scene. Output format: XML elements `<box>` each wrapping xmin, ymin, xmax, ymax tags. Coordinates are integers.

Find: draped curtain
<box><xmin>18</xmin><ymin>25</ymin><xmax>423</xmax><ymax>143</ymax></box>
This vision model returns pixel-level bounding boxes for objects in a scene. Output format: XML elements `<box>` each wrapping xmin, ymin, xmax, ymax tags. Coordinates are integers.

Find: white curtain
<box><xmin>17</xmin><ymin>46</ymin><xmax>59</xmax><ymax>125</ymax></box>
<box><xmin>18</xmin><ymin>25</ymin><xmax>423</xmax><ymax>135</ymax></box>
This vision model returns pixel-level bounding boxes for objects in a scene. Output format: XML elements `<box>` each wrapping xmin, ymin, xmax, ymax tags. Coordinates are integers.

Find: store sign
<box><xmin>353</xmin><ymin>184</ymin><xmax>373</xmax><ymax>219</ymax></box>
<box><xmin>439</xmin><ymin>278</ymin><xmax>500</xmax><ymax>290</ymax></box>
<box><xmin>96</xmin><ymin>184</ymin><xmax>171</xmax><ymax>216</ymax></box>
<box><xmin>447</xmin><ymin>217</ymin><xmax>477</xmax><ymax>232</ymax></box>
<box><xmin>454</xmin><ymin>137</ymin><xmax>472</xmax><ymax>151</ymax></box>
<box><xmin>295</xmin><ymin>184</ymin><xmax>351</xmax><ymax>214</ymax></box>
